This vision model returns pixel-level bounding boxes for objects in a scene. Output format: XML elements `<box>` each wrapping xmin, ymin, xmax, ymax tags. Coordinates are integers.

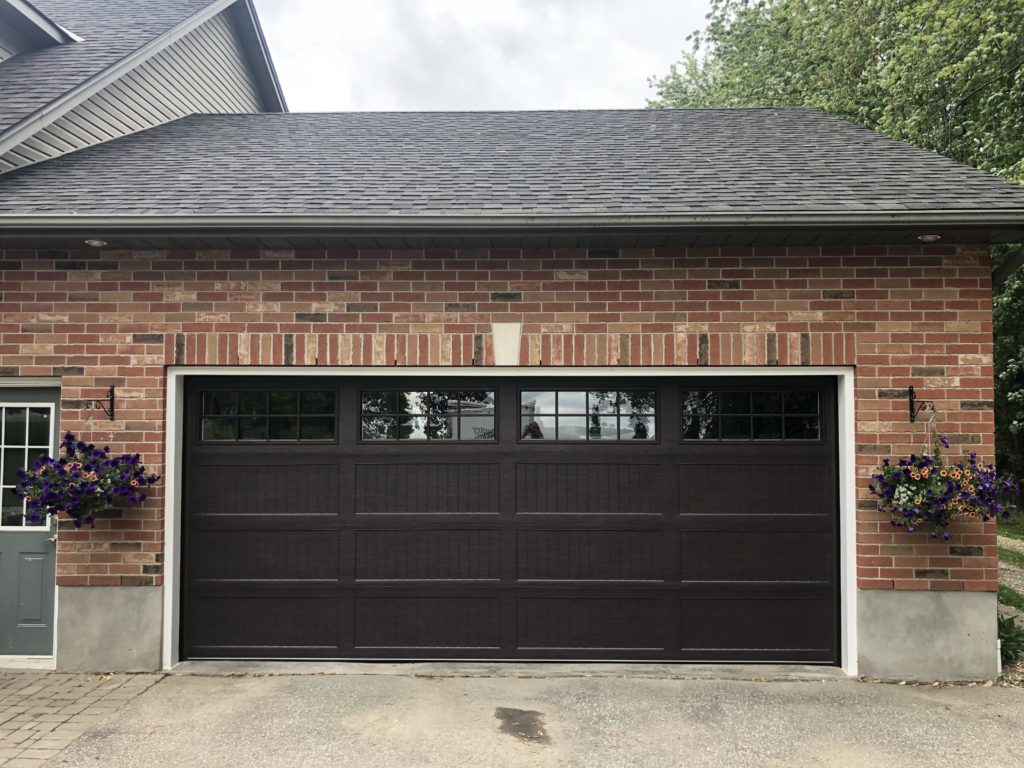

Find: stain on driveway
<box><xmin>495</xmin><ymin>707</ymin><xmax>551</xmax><ymax>744</ymax></box>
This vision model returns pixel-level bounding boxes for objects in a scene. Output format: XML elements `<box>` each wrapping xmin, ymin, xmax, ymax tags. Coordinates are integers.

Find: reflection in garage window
<box><xmin>519</xmin><ymin>390</ymin><xmax>656</xmax><ymax>441</ymax></box>
<box><xmin>201</xmin><ymin>391</ymin><xmax>336</xmax><ymax>441</ymax></box>
<box><xmin>360</xmin><ymin>391</ymin><xmax>495</xmax><ymax>441</ymax></box>
<box><xmin>681</xmin><ymin>390</ymin><xmax>820</xmax><ymax>441</ymax></box>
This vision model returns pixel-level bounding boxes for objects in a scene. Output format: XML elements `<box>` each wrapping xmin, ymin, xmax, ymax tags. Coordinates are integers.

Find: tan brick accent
<box><xmin>0</xmin><ymin>243</ymin><xmax>996</xmax><ymax>590</ymax></box>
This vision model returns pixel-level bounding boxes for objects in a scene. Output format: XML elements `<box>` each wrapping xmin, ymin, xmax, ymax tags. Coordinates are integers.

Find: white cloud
<box><xmin>251</xmin><ymin>0</ymin><xmax>711</xmax><ymax>111</ymax></box>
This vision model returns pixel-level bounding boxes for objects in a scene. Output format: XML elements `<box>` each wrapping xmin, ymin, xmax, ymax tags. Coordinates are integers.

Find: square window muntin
<box><xmin>358</xmin><ymin>388</ymin><xmax>497</xmax><ymax>443</ymax></box>
<box><xmin>518</xmin><ymin>388</ymin><xmax>658</xmax><ymax>443</ymax></box>
<box><xmin>0</xmin><ymin>403</ymin><xmax>55</xmax><ymax>530</ymax></box>
<box><xmin>681</xmin><ymin>388</ymin><xmax>822</xmax><ymax>443</ymax></box>
<box><xmin>200</xmin><ymin>389</ymin><xmax>338</xmax><ymax>443</ymax></box>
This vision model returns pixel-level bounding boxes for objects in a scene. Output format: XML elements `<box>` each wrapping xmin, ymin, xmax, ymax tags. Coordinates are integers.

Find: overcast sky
<box><xmin>251</xmin><ymin>0</ymin><xmax>711</xmax><ymax>112</ymax></box>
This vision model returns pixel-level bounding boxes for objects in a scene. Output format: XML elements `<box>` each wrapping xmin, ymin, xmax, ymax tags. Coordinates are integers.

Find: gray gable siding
<box><xmin>0</xmin><ymin>10</ymin><xmax>262</xmax><ymax>172</ymax></box>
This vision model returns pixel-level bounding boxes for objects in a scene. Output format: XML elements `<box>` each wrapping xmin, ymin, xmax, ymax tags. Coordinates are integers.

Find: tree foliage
<box><xmin>650</xmin><ymin>0</ymin><xmax>1024</xmax><ymax>476</ymax></box>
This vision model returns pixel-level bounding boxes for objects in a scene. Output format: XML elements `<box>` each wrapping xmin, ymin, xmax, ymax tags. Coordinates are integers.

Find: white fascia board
<box><xmin>233</xmin><ymin>0</ymin><xmax>286</xmax><ymax>112</ymax></box>
<box><xmin>0</xmin><ymin>0</ymin><xmax>237</xmax><ymax>156</ymax></box>
<box><xmin>7</xmin><ymin>0</ymin><xmax>79</xmax><ymax>44</ymax></box>
<box><xmin>161</xmin><ymin>364</ymin><xmax>859</xmax><ymax>676</ymax></box>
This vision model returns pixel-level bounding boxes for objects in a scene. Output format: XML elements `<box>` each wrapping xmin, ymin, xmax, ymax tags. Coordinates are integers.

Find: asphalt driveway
<box><xmin>45</xmin><ymin>666</ymin><xmax>1024</xmax><ymax>768</ymax></box>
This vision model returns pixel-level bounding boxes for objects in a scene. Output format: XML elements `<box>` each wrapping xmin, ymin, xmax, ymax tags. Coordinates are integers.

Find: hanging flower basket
<box><xmin>869</xmin><ymin>434</ymin><xmax>1020</xmax><ymax>539</ymax></box>
<box><xmin>13</xmin><ymin>432</ymin><xmax>160</xmax><ymax>528</ymax></box>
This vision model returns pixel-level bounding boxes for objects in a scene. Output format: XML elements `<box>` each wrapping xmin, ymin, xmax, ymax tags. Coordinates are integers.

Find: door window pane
<box><xmin>520</xmin><ymin>391</ymin><xmax>556</xmax><ymax>414</ymax></box>
<box><xmin>202</xmin><ymin>417</ymin><xmax>236</xmax><ymax>441</ymax></box>
<box><xmin>558</xmin><ymin>416</ymin><xmax>588</xmax><ymax>440</ymax></box>
<box><xmin>558</xmin><ymin>391</ymin><xmax>587</xmax><ymax>413</ymax></box>
<box><xmin>683</xmin><ymin>389</ymin><xmax>821</xmax><ymax>441</ymax></box>
<box><xmin>268</xmin><ymin>392</ymin><xmax>298</xmax><ymax>415</ymax></box>
<box><xmin>300</xmin><ymin>417</ymin><xmax>335</xmax><ymax>440</ymax></box>
<box><xmin>27</xmin><ymin>408</ymin><xmax>50</xmax><ymax>446</ymax></box>
<box><xmin>625</xmin><ymin>415</ymin><xmax>655</xmax><ymax>440</ymax></box>
<box><xmin>3</xmin><ymin>408</ymin><xmax>26</xmax><ymax>445</ymax></box>
<box><xmin>202</xmin><ymin>390</ymin><xmax>336</xmax><ymax>442</ymax></box>
<box><xmin>521</xmin><ymin>417</ymin><xmax>549</xmax><ymax>440</ymax></box>
<box><xmin>238</xmin><ymin>417</ymin><xmax>268</xmax><ymax>440</ymax></box>
<box><xmin>300</xmin><ymin>391</ymin><xmax>334</xmax><ymax>414</ymax></box>
<box><xmin>1</xmin><ymin>404</ymin><xmax>54</xmax><ymax>528</ymax></box>
<box><xmin>519</xmin><ymin>390</ymin><xmax>658</xmax><ymax>442</ymax></box>
<box><xmin>361</xmin><ymin>390</ymin><xmax>497</xmax><ymax>441</ymax></box>
<box><xmin>1</xmin><ymin>488</ymin><xmax>22</xmax><ymax>526</ymax></box>
<box><xmin>268</xmin><ymin>417</ymin><xmax>299</xmax><ymax>440</ymax></box>
<box><xmin>238</xmin><ymin>392</ymin><xmax>268</xmax><ymax>415</ymax></box>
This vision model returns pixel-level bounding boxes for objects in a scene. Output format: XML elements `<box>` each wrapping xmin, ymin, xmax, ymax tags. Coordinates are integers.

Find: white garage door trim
<box><xmin>162</xmin><ymin>366</ymin><xmax>858</xmax><ymax>675</ymax></box>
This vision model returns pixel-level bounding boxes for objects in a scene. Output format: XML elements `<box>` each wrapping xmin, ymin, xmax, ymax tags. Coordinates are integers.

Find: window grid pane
<box><xmin>360</xmin><ymin>390</ymin><xmax>495</xmax><ymax>441</ymax></box>
<box><xmin>201</xmin><ymin>391</ymin><xmax>336</xmax><ymax>442</ymax></box>
<box><xmin>519</xmin><ymin>390</ymin><xmax>656</xmax><ymax>441</ymax></box>
<box><xmin>1</xmin><ymin>405</ymin><xmax>54</xmax><ymax>528</ymax></box>
<box><xmin>682</xmin><ymin>390</ymin><xmax>820</xmax><ymax>441</ymax></box>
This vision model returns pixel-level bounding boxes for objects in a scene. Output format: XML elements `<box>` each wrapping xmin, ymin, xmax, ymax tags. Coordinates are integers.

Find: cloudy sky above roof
<box><xmin>251</xmin><ymin>0</ymin><xmax>711</xmax><ymax>111</ymax></box>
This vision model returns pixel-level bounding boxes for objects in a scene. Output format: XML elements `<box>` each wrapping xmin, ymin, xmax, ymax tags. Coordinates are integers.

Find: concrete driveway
<box><xmin>43</xmin><ymin>664</ymin><xmax>1024</xmax><ymax>768</ymax></box>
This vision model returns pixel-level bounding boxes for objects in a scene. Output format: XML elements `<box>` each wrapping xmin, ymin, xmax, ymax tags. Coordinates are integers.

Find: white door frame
<box><xmin>0</xmin><ymin>378</ymin><xmax>61</xmax><ymax>669</ymax></box>
<box><xmin>163</xmin><ymin>365</ymin><xmax>858</xmax><ymax>674</ymax></box>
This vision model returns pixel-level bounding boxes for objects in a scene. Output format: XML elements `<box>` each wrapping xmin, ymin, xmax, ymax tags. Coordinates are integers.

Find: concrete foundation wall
<box><xmin>56</xmin><ymin>586</ymin><xmax>162</xmax><ymax>672</ymax></box>
<box><xmin>858</xmin><ymin>590</ymin><xmax>999</xmax><ymax>681</ymax></box>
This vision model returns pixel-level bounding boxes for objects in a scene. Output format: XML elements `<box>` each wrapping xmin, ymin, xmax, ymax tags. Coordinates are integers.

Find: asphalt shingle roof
<box><xmin>0</xmin><ymin>0</ymin><xmax>216</xmax><ymax>137</ymax></box>
<box><xmin>0</xmin><ymin>108</ymin><xmax>1022</xmax><ymax>218</ymax></box>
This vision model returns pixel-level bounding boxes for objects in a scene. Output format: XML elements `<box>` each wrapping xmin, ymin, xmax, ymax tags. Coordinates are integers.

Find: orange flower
<box><xmin>910</xmin><ymin>472</ymin><xmax>921</xmax><ymax>480</ymax></box>
<box><xmin>914</xmin><ymin>498</ymin><xmax>922</xmax><ymax>505</ymax></box>
<box><xmin>130</xmin><ymin>479</ymin><xmax>139</xmax><ymax>487</ymax></box>
<box><xmin>921</xmin><ymin>468</ymin><xmax>930</xmax><ymax>478</ymax></box>
<box><xmin>939</xmin><ymin>469</ymin><xmax>948</xmax><ymax>477</ymax></box>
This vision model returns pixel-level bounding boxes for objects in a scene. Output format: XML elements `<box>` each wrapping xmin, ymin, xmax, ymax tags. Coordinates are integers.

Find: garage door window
<box><xmin>681</xmin><ymin>390</ymin><xmax>819</xmax><ymax>441</ymax></box>
<box><xmin>360</xmin><ymin>390</ymin><xmax>496</xmax><ymax>441</ymax></box>
<box><xmin>201</xmin><ymin>391</ymin><xmax>336</xmax><ymax>441</ymax></box>
<box><xmin>520</xmin><ymin>390</ymin><xmax>656</xmax><ymax>440</ymax></box>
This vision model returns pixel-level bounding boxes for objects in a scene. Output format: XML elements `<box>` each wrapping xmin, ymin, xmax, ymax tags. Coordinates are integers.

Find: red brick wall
<box><xmin>0</xmin><ymin>243</ymin><xmax>997</xmax><ymax>591</ymax></box>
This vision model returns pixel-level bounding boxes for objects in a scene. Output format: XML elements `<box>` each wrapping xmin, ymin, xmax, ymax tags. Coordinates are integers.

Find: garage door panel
<box><xmin>517</xmin><ymin>596</ymin><xmax>666</xmax><ymax>650</ymax></box>
<box><xmin>515</xmin><ymin>463</ymin><xmax>663</xmax><ymax>515</ymax></box>
<box><xmin>516</xmin><ymin>529</ymin><xmax>665</xmax><ymax>582</ymax></box>
<box><xmin>188</xmin><ymin>596</ymin><xmax>341</xmax><ymax>656</ymax></box>
<box><xmin>183</xmin><ymin>376</ymin><xmax>840</xmax><ymax>663</ymax></box>
<box><xmin>354</xmin><ymin>529</ymin><xmax>501</xmax><ymax>581</ymax></box>
<box><xmin>679</xmin><ymin>597</ymin><xmax>835</xmax><ymax>654</ymax></box>
<box><xmin>353</xmin><ymin>596</ymin><xmax>502</xmax><ymax>649</ymax></box>
<box><xmin>189</xmin><ymin>530</ymin><xmax>341</xmax><ymax>583</ymax></box>
<box><xmin>190</xmin><ymin>464</ymin><xmax>340</xmax><ymax>516</ymax></box>
<box><xmin>354</xmin><ymin>463</ymin><xmax>501</xmax><ymax>514</ymax></box>
<box><xmin>680</xmin><ymin>530</ymin><xmax>834</xmax><ymax>582</ymax></box>
<box><xmin>679</xmin><ymin>463</ymin><xmax>832</xmax><ymax>515</ymax></box>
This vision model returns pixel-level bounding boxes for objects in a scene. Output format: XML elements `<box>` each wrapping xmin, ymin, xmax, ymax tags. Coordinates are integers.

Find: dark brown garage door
<box><xmin>182</xmin><ymin>376</ymin><xmax>839</xmax><ymax>663</ymax></box>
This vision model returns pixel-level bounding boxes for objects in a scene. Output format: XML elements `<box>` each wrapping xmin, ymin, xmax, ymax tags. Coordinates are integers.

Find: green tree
<box><xmin>650</xmin><ymin>0</ymin><xmax>1024</xmax><ymax>476</ymax></box>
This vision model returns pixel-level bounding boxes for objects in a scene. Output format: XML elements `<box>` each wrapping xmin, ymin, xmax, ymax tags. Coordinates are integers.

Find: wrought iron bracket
<box><xmin>86</xmin><ymin>386</ymin><xmax>115</xmax><ymax>421</ymax></box>
<box><xmin>908</xmin><ymin>385</ymin><xmax>934</xmax><ymax>423</ymax></box>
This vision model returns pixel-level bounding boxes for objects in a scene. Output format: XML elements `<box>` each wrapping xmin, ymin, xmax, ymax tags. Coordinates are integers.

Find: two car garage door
<box><xmin>182</xmin><ymin>376</ymin><xmax>839</xmax><ymax>663</ymax></box>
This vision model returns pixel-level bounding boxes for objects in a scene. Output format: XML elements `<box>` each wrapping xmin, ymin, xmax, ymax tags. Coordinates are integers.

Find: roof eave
<box><xmin>0</xmin><ymin>210</ymin><xmax>1021</xmax><ymax>232</ymax></box>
